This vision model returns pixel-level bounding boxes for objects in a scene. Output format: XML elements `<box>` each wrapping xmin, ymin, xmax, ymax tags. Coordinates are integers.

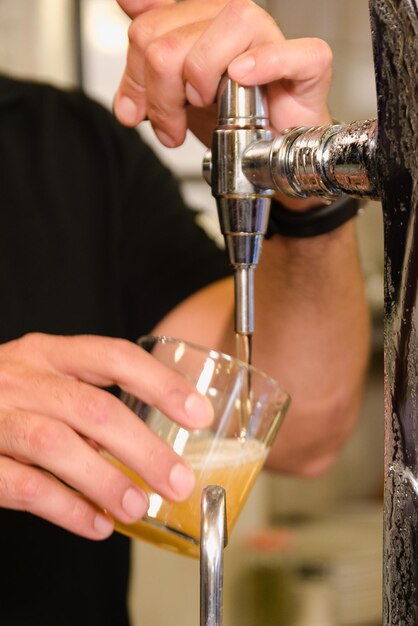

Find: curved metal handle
<box><xmin>200</xmin><ymin>485</ymin><xmax>228</xmax><ymax>626</ymax></box>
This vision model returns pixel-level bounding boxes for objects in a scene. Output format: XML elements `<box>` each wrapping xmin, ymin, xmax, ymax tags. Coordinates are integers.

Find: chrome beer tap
<box><xmin>203</xmin><ymin>78</ymin><xmax>380</xmax><ymax>352</ymax></box>
<box><xmin>202</xmin><ymin>77</ymin><xmax>274</xmax><ymax>354</ymax></box>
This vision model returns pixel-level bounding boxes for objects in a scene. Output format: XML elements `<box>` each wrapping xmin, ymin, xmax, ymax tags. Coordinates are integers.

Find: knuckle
<box><xmin>221</xmin><ymin>0</ymin><xmax>279</xmax><ymax>47</ymax></box>
<box><xmin>145</xmin><ymin>37</ymin><xmax>179</xmax><ymax>77</ymax></box>
<box><xmin>123</xmin><ymin>72</ymin><xmax>147</xmax><ymax>99</ymax></box>
<box><xmin>147</xmin><ymin>100</ymin><xmax>172</xmax><ymax>126</ymax></box>
<box><xmin>311</xmin><ymin>38</ymin><xmax>333</xmax><ymax>71</ymax></box>
<box><xmin>13</xmin><ymin>332</ymin><xmax>53</xmax><ymax>367</ymax></box>
<box><xmin>27</xmin><ymin>421</ymin><xmax>62</xmax><ymax>457</ymax></box>
<box><xmin>128</xmin><ymin>16</ymin><xmax>154</xmax><ymax>51</ymax></box>
<box><xmin>12</xmin><ymin>469</ymin><xmax>43</xmax><ymax>504</ymax></box>
<box><xmin>105</xmin><ymin>337</ymin><xmax>134</xmax><ymax>367</ymax></box>
<box><xmin>19</xmin><ymin>332</ymin><xmax>47</xmax><ymax>353</ymax></box>
<box><xmin>226</xmin><ymin>0</ymin><xmax>258</xmax><ymax>25</ymax></box>
<box><xmin>93</xmin><ymin>461</ymin><xmax>131</xmax><ymax>506</ymax></box>
<box><xmin>68</xmin><ymin>497</ymin><xmax>95</xmax><ymax>528</ymax></box>
<box><xmin>160</xmin><ymin>371</ymin><xmax>189</xmax><ymax>407</ymax></box>
<box><xmin>79</xmin><ymin>389</ymin><xmax>113</xmax><ymax>427</ymax></box>
<box><xmin>0</xmin><ymin>365</ymin><xmax>19</xmax><ymax>393</ymax></box>
<box><xmin>183</xmin><ymin>57</ymin><xmax>209</xmax><ymax>97</ymax></box>
<box><xmin>107</xmin><ymin>471</ymin><xmax>131</xmax><ymax>503</ymax></box>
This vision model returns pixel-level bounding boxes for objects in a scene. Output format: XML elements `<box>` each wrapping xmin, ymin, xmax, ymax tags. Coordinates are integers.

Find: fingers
<box><xmin>229</xmin><ymin>38</ymin><xmax>333</xmax><ymax>129</ymax></box>
<box><xmin>114</xmin><ymin>0</ymin><xmax>281</xmax><ymax>144</ymax></box>
<box><xmin>2</xmin><ymin>334</ymin><xmax>212</xmax><ymax>497</ymax></box>
<box><xmin>0</xmin><ymin>456</ymin><xmax>115</xmax><ymax>540</ymax></box>
<box><xmin>114</xmin><ymin>0</ymin><xmax>333</xmax><ymax>147</ymax></box>
<box><xmin>0</xmin><ymin>375</ymin><xmax>198</xmax><ymax>502</ymax></box>
<box><xmin>228</xmin><ymin>38</ymin><xmax>332</xmax><ymax>90</ymax></box>
<box><xmin>0</xmin><ymin>396</ymin><xmax>196</xmax><ymax>537</ymax></box>
<box><xmin>0</xmin><ymin>408</ymin><xmax>152</xmax><ymax>521</ymax></box>
<box><xmin>0</xmin><ymin>333</ymin><xmax>214</xmax><ymax>536</ymax></box>
<box><xmin>114</xmin><ymin>0</ymin><xmax>224</xmax><ymax>142</ymax></box>
<box><xmin>8</xmin><ymin>333</ymin><xmax>213</xmax><ymax>429</ymax></box>
<box><xmin>182</xmin><ymin>0</ymin><xmax>281</xmax><ymax>106</ymax></box>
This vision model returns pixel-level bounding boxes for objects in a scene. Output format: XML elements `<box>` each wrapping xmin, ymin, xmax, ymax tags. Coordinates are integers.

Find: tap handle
<box><xmin>200</xmin><ymin>485</ymin><xmax>228</xmax><ymax>626</ymax></box>
<box><xmin>216</xmin><ymin>75</ymin><xmax>269</xmax><ymax>127</ymax></box>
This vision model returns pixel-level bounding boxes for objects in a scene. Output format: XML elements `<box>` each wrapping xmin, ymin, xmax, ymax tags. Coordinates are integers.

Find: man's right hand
<box><xmin>0</xmin><ymin>333</ymin><xmax>213</xmax><ymax>538</ymax></box>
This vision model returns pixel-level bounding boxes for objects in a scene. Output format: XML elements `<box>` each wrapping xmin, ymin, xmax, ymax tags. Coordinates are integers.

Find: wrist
<box><xmin>265</xmin><ymin>195</ymin><xmax>361</xmax><ymax>239</ymax></box>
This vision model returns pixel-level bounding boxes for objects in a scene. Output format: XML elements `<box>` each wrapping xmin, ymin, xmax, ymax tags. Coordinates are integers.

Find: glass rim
<box><xmin>137</xmin><ymin>334</ymin><xmax>289</xmax><ymax>397</ymax></box>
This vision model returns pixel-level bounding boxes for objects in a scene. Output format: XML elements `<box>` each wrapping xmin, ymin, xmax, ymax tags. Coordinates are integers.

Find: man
<box><xmin>0</xmin><ymin>1</ymin><xmax>370</xmax><ymax>624</ymax></box>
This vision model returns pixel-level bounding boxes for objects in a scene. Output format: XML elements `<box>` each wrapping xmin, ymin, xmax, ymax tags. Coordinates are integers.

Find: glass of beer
<box><xmin>110</xmin><ymin>335</ymin><xmax>290</xmax><ymax>558</ymax></box>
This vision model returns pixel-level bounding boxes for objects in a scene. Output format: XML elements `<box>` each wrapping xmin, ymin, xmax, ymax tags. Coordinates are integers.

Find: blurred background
<box><xmin>0</xmin><ymin>1</ymin><xmax>384</xmax><ymax>624</ymax></box>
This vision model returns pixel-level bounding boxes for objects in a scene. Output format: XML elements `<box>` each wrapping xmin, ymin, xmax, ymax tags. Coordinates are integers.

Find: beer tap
<box><xmin>202</xmin><ymin>77</ymin><xmax>274</xmax><ymax>360</ymax></box>
<box><xmin>203</xmin><ymin>78</ymin><xmax>380</xmax><ymax>349</ymax></box>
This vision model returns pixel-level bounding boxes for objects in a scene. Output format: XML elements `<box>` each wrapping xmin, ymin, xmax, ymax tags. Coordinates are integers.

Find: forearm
<box><xmin>252</xmin><ymin>220</ymin><xmax>370</xmax><ymax>476</ymax></box>
<box><xmin>156</xmin><ymin>217</ymin><xmax>370</xmax><ymax>476</ymax></box>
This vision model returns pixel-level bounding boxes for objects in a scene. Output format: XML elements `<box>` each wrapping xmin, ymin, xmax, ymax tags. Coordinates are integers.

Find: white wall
<box><xmin>0</xmin><ymin>0</ymin><xmax>76</xmax><ymax>85</ymax></box>
<box><xmin>268</xmin><ymin>0</ymin><xmax>377</xmax><ymax>120</ymax></box>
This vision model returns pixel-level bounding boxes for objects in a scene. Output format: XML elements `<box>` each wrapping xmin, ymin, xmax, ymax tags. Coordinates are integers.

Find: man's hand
<box><xmin>114</xmin><ymin>0</ymin><xmax>333</xmax><ymax>147</ymax></box>
<box><xmin>0</xmin><ymin>333</ymin><xmax>212</xmax><ymax>538</ymax></box>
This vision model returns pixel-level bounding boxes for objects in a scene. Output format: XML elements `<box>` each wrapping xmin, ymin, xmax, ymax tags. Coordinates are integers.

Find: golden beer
<box><xmin>110</xmin><ymin>438</ymin><xmax>267</xmax><ymax>558</ymax></box>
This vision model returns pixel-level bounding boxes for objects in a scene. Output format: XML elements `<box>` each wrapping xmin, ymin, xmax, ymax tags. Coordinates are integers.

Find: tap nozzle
<box><xmin>203</xmin><ymin>77</ymin><xmax>273</xmax><ymax>336</ymax></box>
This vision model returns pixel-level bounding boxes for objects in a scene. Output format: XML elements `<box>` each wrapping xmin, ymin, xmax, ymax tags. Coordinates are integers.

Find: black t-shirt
<box><xmin>0</xmin><ymin>75</ymin><xmax>229</xmax><ymax>626</ymax></box>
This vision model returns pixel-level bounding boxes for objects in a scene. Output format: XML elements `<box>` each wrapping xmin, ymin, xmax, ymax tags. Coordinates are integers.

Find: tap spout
<box><xmin>203</xmin><ymin>77</ymin><xmax>273</xmax><ymax>336</ymax></box>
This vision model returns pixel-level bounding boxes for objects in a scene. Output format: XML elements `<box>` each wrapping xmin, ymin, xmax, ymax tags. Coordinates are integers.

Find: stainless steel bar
<box><xmin>242</xmin><ymin>119</ymin><xmax>380</xmax><ymax>200</ymax></box>
<box><xmin>200</xmin><ymin>486</ymin><xmax>228</xmax><ymax>626</ymax></box>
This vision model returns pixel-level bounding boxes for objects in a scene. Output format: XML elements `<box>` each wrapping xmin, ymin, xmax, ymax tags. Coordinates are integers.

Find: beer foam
<box><xmin>184</xmin><ymin>438</ymin><xmax>266</xmax><ymax>469</ymax></box>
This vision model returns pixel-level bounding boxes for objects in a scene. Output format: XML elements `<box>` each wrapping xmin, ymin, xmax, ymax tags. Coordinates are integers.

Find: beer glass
<box><xmin>110</xmin><ymin>335</ymin><xmax>290</xmax><ymax>558</ymax></box>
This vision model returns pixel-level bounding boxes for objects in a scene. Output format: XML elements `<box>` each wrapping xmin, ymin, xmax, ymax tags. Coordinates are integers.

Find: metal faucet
<box><xmin>203</xmin><ymin>77</ymin><xmax>273</xmax><ymax>340</ymax></box>
<box><xmin>203</xmin><ymin>80</ymin><xmax>380</xmax><ymax>344</ymax></box>
<box><xmin>203</xmin><ymin>1</ymin><xmax>418</xmax><ymax>624</ymax></box>
<box><xmin>242</xmin><ymin>117</ymin><xmax>379</xmax><ymax>200</ymax></box>
<box><xmin>200</xmin><ymin>485</ymin><xmax>228</xmax><ymax>626</ymax></box>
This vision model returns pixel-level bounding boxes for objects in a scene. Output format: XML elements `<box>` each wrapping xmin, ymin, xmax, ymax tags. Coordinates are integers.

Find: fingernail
<box><xmin>94</xmin><ymin>513</ymin><xmax>114</xmax><ymax>537</ymax></box>
<box><xmin>114</xmin><ymin>96</ymin><xmax>139</xmax><ymax>126</ymax></box>
<box><xmin>185</xmin><ymin>82</ymin><xmax>204</xmax><ymax>107</ymax></box>
<box><xmin>122</xmin><ymin>487</ymin><xmax>148</xmax><ymax>519</ymax></box>
<box><xmin>229</xmin><ymin>55</ymin><xmax>256</xmax><ymax>79</ymax></box>
<box><xmin>184</xmin><ymin>393</ymin><xmax>214</xmax><ymax>425</ymax></box>
<box><xmin>169</xmin><ymin>463</ymin><xmax>196</xmax><ymax>499</ymax></box>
